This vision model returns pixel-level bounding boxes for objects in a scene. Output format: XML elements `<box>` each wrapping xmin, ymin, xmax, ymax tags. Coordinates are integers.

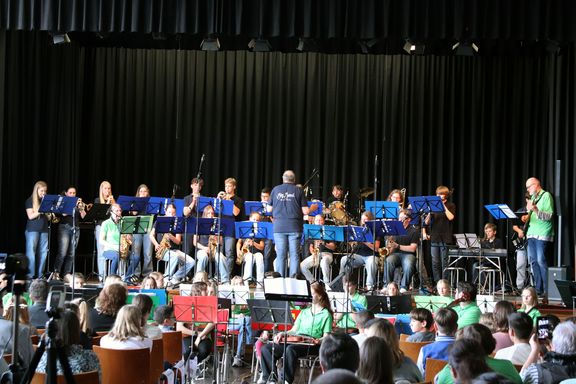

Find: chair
<box><xmin>91</xmin><ymin>336</ymin><xmax>102</xmax><ymax>346</ymax></box>
<box><xmin>399</xmin><ymin>333</ymin><xmax>410</xmax><ymax>341</ymax></box>
<box><xmin>150</xmin><ymin>338</ymin><xmax>164</xmax><ymax>384</ymax></box>
<box><xmin>30</xmin><ymin>335</ymin><xmax>39</xmax><ymax>345</ymax></box>
<box><xmin>514</xmin><ymin>364</ymin><xmax>523</xmax><ymax>372</ymax></box>
<box><xmin>424</xmin><ymin>358</ymin><xmax>448</xmax><ymax>382</ymax></box>
<box><xmin>3</xmin><ymin>354</ymin><xmax>11</xmax><ymax>363</ymax></box>
<box><xmin>93</xmin><ymin>346</ymin><xmax>150</xmax><ymax>384</ymax></box>
<box><xmin>95</xmin><ymin>331</ymin><xmax>109</xmax><ymax>337</ymax></box>
<box><xmin>162</xmin><ymin>331</ymin><xmax>183</xmax><ymax>364</ymax></box>
<box><xmin>31</xmin><ymin>371</ymin><xmax>99</xmax><ymax>384</ymax></box>
<box><xmin>445</xmin><ymin>266</ymin><xmax>467</xmax><ymax>288</ymax></box>
<box><xmin>399</xmin><ymin>341</ymin><xmax>433</xmax><ymax>363</ymax></box>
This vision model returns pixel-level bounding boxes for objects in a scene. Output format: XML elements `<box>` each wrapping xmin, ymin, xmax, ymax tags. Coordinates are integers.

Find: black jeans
<box><xmin>260</xmin><ymin>342</ymin><xmax>320</xmax><ymax>383</ymax></box>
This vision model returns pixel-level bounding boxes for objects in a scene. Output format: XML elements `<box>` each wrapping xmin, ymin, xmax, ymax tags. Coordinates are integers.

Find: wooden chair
<box><xmin>95</xmin><ymin>331</ymin><xmax>109</xmax><ymax>337</ymax></box>
<box><xmin>514</xmin><ymin>364</ymin><xmax>523</xmax><ymax>372</ymax></box>
<box><xmin>93</xmin><ymin>346</ymin><xmax>150</xmax><ymax>384</ymax></box>
<box><xmin>399</xmin><ymin>333</ymin><xmax>410</xmax><ymax>341</ymax></box>
<box><xmin>399</xmin><ymin>340</ymin><xmax>433</xmax><ymax>363</ymax></box>
<box><xmin>424</xmin><ymin>358</ymin><xmax>448</xmax><ymax>382</ymax></box>
<box><xmin>3</xmin><ymin>354</ymin><xmax>11</xmax><ymax>363</ymax></box>
<box><xmin>162</xmin><ymin>331</ymin><xmax>183</xmax><ymax>364</ymax></box>
<box><xmin>31</xmin><ymin>371</ymin><xmax>99</xmax><ymax>384</ymax></box>
<box><xmin>91</xmin><ymin>336</ymin><xmax>102</xmax><ymax>346</ymax></box>
<box><xmin>30</xmin><ymin>334</ymin><xmax>40</xmax><ymax>345</ymax></box>
<box><xmin>150</xmin><ymin>338</ymin><xmax>164</xmax><ymax>384</ymax></box>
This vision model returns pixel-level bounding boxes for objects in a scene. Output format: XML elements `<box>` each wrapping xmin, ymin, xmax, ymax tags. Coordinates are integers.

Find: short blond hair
<box><xmin>225</xmin><ymin>178</ymin><xmax>237</xmax><ymax>186</ymax></box>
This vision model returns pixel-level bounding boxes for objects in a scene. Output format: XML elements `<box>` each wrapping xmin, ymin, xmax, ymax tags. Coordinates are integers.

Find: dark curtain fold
<box><xmin>0</xmin><ymin>30</ymin><xmax>574</xmax><ymax>272</ymax></box>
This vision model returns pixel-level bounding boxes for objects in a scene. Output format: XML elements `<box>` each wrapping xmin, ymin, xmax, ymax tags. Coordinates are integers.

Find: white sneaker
<box><xmin>232</xmin><ymin>356</ymin><xmax>243</xmax><ymax>367</ymax></box>
<box><xmin>400</xmin><ymin>288</ymin><xmax>407</xmax><ymax>294</ymax></box>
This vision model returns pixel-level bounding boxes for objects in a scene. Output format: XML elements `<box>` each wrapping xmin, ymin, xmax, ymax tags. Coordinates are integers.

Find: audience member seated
<box><xmin>518</xmin><ymin>287</ymin><xmax>541</xmax><ymax>327</ymax></box>
<box><xmin>479</xmin><ymin>312</ymin><xmax>496</xmax><ymax>333</ymax></box>
<box><xmin>132</xmin><ymin>294</ymin><xmax>162</xmax><ymax>340</ymax></box>
<box><xmin>447</xmin><ymin>338</ymin><xmax>492</xmax><ymax>384</ymax></box>
<box><xmin>154</xmin><ymin>305</ymin><xmax>176</xmax><ymax>333</ymax></box>
<box><xmin>0</xmin><ymin>287</ymin><xmax>34</xmax><ymax>376</ymax></box>
<box><xmin>28</xmin><ymin>279</ymin><xmax>50</xmax><ymax>329</ymax></box>
<box><xmin>356</xmin><ymin>336</ymin><xmax>395</xmax><ymax>384</ymax></box>
<box><xmin>141</xmin><ymin>276</ymin><xmax>157</xmax><ymax>289</ymax></box>
<box><xmin>385</xmin><ymin>281</ymin><xmax>400</xmax><ymax>296</ymax></box>
<box><xmin>312</xmin><ymin>368</ymin><xmax>365</xmax><ymax>384</ymax></box>
<box><xmin>65</xmin><ymin>302</ymin><xmax>92</xmax><ymax>349</ymax></box>
<box><xmin>453</xmin><ymin>281</ymin><xmax>481</xmax><ymax>329</ymax></box>
<box><xmin>520</xmin><ymin>321</ymin><xmax>576</xmax><ymax>384</ymax></box>
<box><xmin>3</xmin><ymin>296</ymin><xmax>37</xmax><ymax>336</ymax></box>
<box><xmin>407</xmin><ymin>308</ymin><xmax>435</xmax><ymax>342</ymax></box>
<box><xmin>103</xmin><ymin>274</ymin><xmax>124</xmax><ymax>286</ymax></box>
<box><xmin>319</xmin><ymin>332</ymin><xmax>359</xmax><ymax>373</ymax></box>
<box><xmin>100</xmin><ymin>305</ymin><xmax>153</xmax><ymax>350</ymax></box>
<box><xmin>435</xmin><ymin>323</ymin><xmax>521</xmax><ymax>384</ymax></box>
<box><xmin>334</xmin><ymin>276</ymin><xmax>367</xmax><ymax>329</ymax></box>
<box><xmin>492</xmin><ymin>300</ymin><xmax>515</xmax><ymax>352</ymax></box>
<box><xmin>351</xmin><ymin>310</ymin><xmax>374</xmax><ymax>348</ymax></box>
<box><xmin>417</xmin><ymin>307</ymin><xmax>458</xmax><ymax>374</ymax></box>
<box><xmin>36</xmin><ymin>309</ymin><xmax>100</xmax><ymax>375</ymax></box>
<box><xmin>437</xmin><ymin>279</ymin><xmax>452</xmax><ymax>297</ymax></box>
<box><xmin>494</xmin><ymin>312</ymin><xmax>532</xmax><ymax>365</ymax></box>
<box><xmin>148</xmin><ymin>271</ymin><xmax>165</xmax><ymax>289</ymax></box>
<box><xmin>364</xmin><ymin>318</ymin><xmax>422</xmax><ymax>383</ymax></box>
<box><xmin>471</xmin><ymin>372</ymin><xmax>516</xmax><ymax>384</ymax></box>
<box><xmin>89</xmin><ymin>283</ymin><xmax>127</xmax><ymax>332</ymax></box>
<box><xmin>63</xmin><ymin>272</ymin><xmax>85</xmax><ymax>289</ymax></box>
<box><xmin>259</xmin><ymin>282</ymin><xmax>333</xmax><ymax>384</ymax></box>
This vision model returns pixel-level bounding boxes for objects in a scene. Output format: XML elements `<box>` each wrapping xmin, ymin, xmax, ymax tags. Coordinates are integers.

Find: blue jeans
<box><xmin>131</xmin><ymin>233</ymin><xmax>153</xmax><ymax>276</ymax></box>
<box><xmin>162</xmin><ymin>250</ymin><xmax>196</xmax><ymax>280</ymax></box>
<box><xmin>95</xmin><ymin>225</ymin><xmax>106</xmax><ymax>280</ymax></box>
<box><xmin>431</xmin><ymin>242</ymin><xmax>448</xmax><ymax>282</ymax></box>
<box><xmin>55</xmin><ymin>224</ymin><xmax>80</xmax><ymax>274</ymax></box>
<box><xmin>25</xmin><ymin>230</ymin><xmax>49</xmax><ymax>278</ymax></box>
<box><xmin>274</xmin><ymin>232</ymin><xmax>301</xmax><ymax>277</ymax></box>
<box><xmin>102</xmin><ymin>250</ymin><xmax>120</xmax><ymax>275</ymax></box>
<box><xmin>228</xmin><ymin>316</ymin><xmax>253</xmax><ymax>358</ymax></box>
<box><xmin>386</xmin><ymin>252</ymin><xmax>416</xmax><ymax>289</ymax></box>
<box><xmin>527</xmin><ymin>238</ymin><xmax>550</xmax><ymax>294</ymax></box>
<box><xmin>339</xmin><ymin>254</ymin><xmax>377</xmax><ymax>288</ymax></box>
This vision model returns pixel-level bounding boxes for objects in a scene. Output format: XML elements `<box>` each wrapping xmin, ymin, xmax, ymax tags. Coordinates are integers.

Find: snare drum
<box><xmin>329</xmin><ymin>201</ymin><xmax>348</xmax><ymax>225</ymax></box>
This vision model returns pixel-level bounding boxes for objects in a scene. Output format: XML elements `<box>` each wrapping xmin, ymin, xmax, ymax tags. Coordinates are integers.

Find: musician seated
<box><xmin>333</xmin><ymin>276</ymin><xmax>367</xmax><ymax>330</ymax></box>
<box><xmin>260</xmin><ymin>282</ymin><xmax>333</xmax><ymax>384</ymax></box>
<box><xmin>339</xmin><ymin>211</ymin><xmax>380</xmax><ymax>290</ymax></box>
<box><xmin>471</xmin><ymin>223</ymin><xmax>504</xmax><ymax>284</ymax></box>
<box><xmin>149</xmin><ymin>203</ymin><xmax>197</xmax><ymax>285</ymax></box>
<box><xmin>193</xmin><ymin>205</ymin><xmax>228</xmax><ymax>282</ymax></box>
<box><xmin>237</xmin><ymin>212</ymin><xmax>265</xmax><ymax>285</ymax></box>
<box><xmin>228</xmin><ymin>276</ymin><xmax>253</xmax><ymax>367</ymax></box>
<box><xmin>384</xmin><ymin>209</ymin><xmax>418</xmax><ymax>294</ymax></box>
<box><xmin>300</xmin><ymin>215</ymin><xmax>336</xmax><ymax>285</ymax></box>
<box><xmin>452</xmin><ymin>281</ymin><xmax>481</xmax><ymax>329</ymax></box>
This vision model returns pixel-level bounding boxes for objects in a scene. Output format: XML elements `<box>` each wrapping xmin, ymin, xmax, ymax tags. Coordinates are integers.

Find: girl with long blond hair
<box><xmin>25</xmin><ymin>181</ymin><xmax>49</xmax><ymax>278</ymax></box>
<box><xmin>131</xmin><ymin>184</ymin><xmax>153</xmax><ymax>277</ymax></box>
<box><xmin>94</xmin><ymin>181</ymin><xmax>115</xmax><ymax>281</ymax></box>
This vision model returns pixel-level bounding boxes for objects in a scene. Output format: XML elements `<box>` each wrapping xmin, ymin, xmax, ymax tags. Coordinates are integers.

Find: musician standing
<box><xmin>260</xmin><ymin>187</ymin><xmax>275</xmax><ymax>273</ymax></box>
<box><xmin>25</xmin><ymin>181</ymin><xmax>49</xmax><ymax>278</ymax></box>
<box><xmin>131</xmin><ymin>184</ymin><xmax>153</xmax><ymax>277</ymax></box>
<box><xmin>512</xmin><ymin>194</ymin><xmax>530</xmax><ymax>290</ymax></box>
<box><xmin>183</xmin><ymin>177</ymin><xmax>204</xmax><ymax>251</ymax></box>
<box><xmin>426</xmin><ymin>185</ymin><xmax>456</xmax><ymax>283</ymax></box>
<box><xmin>267</xmin><ymin>170</ymin><xmax>309</xmax><ymax>277</ymax></box>
<box><xmin>221</xmin><ymin>178</ymin><xmax>245</xmax><ymax>280</ymax></box>
<box><xmin>524</xmin><ymin>177</ymin><xmax>554</xmax><ymax>297</ymax></box>
<box><xmin>300</xmin><ymin>214</ymin><xmax>336</xmax><ymax>284</ymax></box>
<box><xmin>94</xmin><ymin>181</ymin><xmax>115</xmax><ymax>281</ymax></box>
<box><xmin>53</xmin><ymin>186</ymin><xmax>86</xmax><ymax>279</ymax></box>
<box><xmin>385</xmin><ymin>209</ymin><xmax>419</xmax><ymax>293</ymax></box>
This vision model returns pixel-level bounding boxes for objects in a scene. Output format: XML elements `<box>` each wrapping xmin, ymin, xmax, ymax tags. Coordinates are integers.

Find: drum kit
<box><xmin>318</xmin><ymin>186</ymin><xmax>375</xmax><ymax>226</ymax></box>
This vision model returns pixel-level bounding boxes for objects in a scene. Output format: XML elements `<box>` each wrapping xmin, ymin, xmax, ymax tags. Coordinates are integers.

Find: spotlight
<box><xmin>358</xmin><ymin>39</ymin><xmax>380</xmax><ymax>54</ymax></box>
<box><xmin>51</xmin><ymin>33</ymin><xmax>70</xmax><ymax>45</ymax></box>
<box><xmin>452</xmin><ymin>42</ymin><xmax>479</xmax><ymax>56</ymax></box>
<box><xmin>403</xmin><ymin>40</ymin><xmax>425</xmax><ymax>55</ymax></box>
<box><xmin>297</xmin><ymin>38</ymin><xmax>319</xmax><ymax>52</ymax></box>
<box><xmin>248</xmin><ymin>38</ymin><xmax>271</xmax><ymax>52</ymax></box>
<box><xmin>201</xmin><ymin>37</ymin><xmax>220</xmax><ymax>51</ymax></box>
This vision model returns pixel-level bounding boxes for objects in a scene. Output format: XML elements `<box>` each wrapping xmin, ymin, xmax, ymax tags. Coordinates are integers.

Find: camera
<box><xmin>537</xmin><ymin>316</ymin><xmax>552</xmax><ymax>341</ymax></box>
<box><xmin>2</xmin><ymin>253</ymin><xmax>29</xmax><ymax>280</ymax></box>
<box><xmin>46</xmin><ymin>286</ymin><xmax>66</xmax><ymax>317</ymax></box>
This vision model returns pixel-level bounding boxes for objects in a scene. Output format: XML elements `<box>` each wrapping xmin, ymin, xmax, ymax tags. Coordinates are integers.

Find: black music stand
<box><xmin>82</xmin><ymin>203</ymin><xmax>111</xmax><ymax>281</ymax></box>
<box><xmin>554</xmin><ymin>280</ymin><xmax>576</xmax><ymax>309</ymax></box>
<box><xmin>155</xmin><ymin>217</ymin><xmax>185</xmax><ymax>279</ymax></box>
<box><xmin>117</xmin><ymin>195</ymin><xmax>150</xmax><ymax>213</ymax></box>
<box><xmin>119</xmin><ymin>216</ymin><xmax>154</xmax><ymax>279</ymax></box>
<box><xmin>365</xmin><ymin>201</ymin><xmax>399</xmax><ymax>219</ymax></box>
<box><xmin>366</xmin><ymin>294</ymin><xmax>413</xmax><ymax>315</ymax></box>
<box><xmin>485</xmin><ymin>203</ymin><xmax>518</xmax><ymax>293</ymax></box>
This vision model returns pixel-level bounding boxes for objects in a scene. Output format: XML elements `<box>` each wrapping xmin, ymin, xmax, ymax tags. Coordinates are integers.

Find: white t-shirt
<box><xmin>145</xmin><ymin>324</ymin><xmax>163</xmax><ymax>340</ymax></box>
<box><xmin>100</xmin><ymin>335</ymin><xmax>153</xmax><ymax>351</ymax></box>
<box><xmin>494</xmin><ymin>343</ymin><xmax>531</xmax><ymax>365</ymax></box>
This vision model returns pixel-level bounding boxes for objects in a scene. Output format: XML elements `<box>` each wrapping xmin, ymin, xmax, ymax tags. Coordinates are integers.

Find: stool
<box><xmin>297</xmin><ymin>355</ymin><xmax>321</xmax><ymax>384</ymax></box>
<box><xmin>445</xmin><ymin>267</ymin><xmax>467</xmax><ymax>288</ymax></box>
<box><xmin>478</xmin><ymin>267</ymin><xmax>501</xmax><ymax>295</ymax></box>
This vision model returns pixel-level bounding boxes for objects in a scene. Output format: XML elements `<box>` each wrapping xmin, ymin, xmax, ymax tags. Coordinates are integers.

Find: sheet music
<box><xmin>498</xmin><ymin>204</ymin><xmax>517</xmax><ymax>219</ymax></box>
<box><xmin>264</xmin><ymin>278</ymin><xmax>310</xmax><ymax>297</ymax></box>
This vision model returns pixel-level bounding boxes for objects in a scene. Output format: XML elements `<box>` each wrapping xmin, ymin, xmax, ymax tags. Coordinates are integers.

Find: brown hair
<box><xmin>97</xmin><ymin>283</ymin><xmax>127</xmax><ymax>316</ymax></box>
<box><xmin>493</xmin><ymin>301</ymin><xmax>516</xmax><ymax>332</ymax></box>
<box><xmin>311</xmin><ymin>282</ymin><xmax>333</xmax><ymax>317</ymax></box>
<box><xmin>365</xmin><ymin>318</ymin><xmax>404</xmax><ymax>367</ymax></box>
<box><xmin>410</xmin><ymin>308</ymin><xmax>434</xmax><ymax>330</ymax></box>
<box><xmin>108</xmin><ymin>305</ymin><xmax>146</xmax><ymax>341</ymax></box>
<box><xmin>435</xmin><ymin>307</ymin><xmax>459</xmax><ymax>336</ymax></box>
<box><xmin>357</xmin><ymin>336</ymin><xmax>395</xmax><ymax>384</ymax></box>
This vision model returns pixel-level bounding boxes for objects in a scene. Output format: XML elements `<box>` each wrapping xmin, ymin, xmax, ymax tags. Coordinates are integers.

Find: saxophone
<box><xmin>120</xmin><ymin>234</ymin><xmax>133</xmax><ymax>259</ymax></box>
<box><xmin>155</xmin><ymin>233</ymin><xmax>171</xmax><ymax>260</ymax></box>
<box><xmin>377</xmin><ymin>237</ymin><xmax>395</xmax><ymax>272</ymax></box>
<box><xmin>208</xmin><ymin>235</ymin><xmax>218</xmax><ymax>260</ymax></box>
<box><xmin>311</xmin><ymin>240</ymin><xmax>321</xmax><ymax>266</ymax></box>
<box><xmin>236</xmin><ymin>239</ymin><xmax>251</xmax><ymax>265</ymax></box>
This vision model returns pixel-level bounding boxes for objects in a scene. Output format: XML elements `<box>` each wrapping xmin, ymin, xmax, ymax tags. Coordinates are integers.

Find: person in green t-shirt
<box><xmin>335</xmin><ymin>276</ymin><xmax>367</xmax><ymax>329</ymax></box>
<box><xmin>518</xmin><ymin>287</ymin><xmax>542</xmax><ymax>326</ymax></box>
<box><xmin>453</xmin><ymin>281</ymin><xmax>481</xmax><ymax>329</ymax></box>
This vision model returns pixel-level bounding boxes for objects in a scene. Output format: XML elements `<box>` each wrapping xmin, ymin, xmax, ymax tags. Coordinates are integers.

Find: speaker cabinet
<box><xmin>548</xmin><ymin>267</ymin><xmax>567</xmax><ymax>301</ymax></box>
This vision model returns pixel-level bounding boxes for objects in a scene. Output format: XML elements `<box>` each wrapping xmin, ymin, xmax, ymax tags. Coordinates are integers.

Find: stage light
<box><xmin>248</xmin><ymin>38</ymin><xmax>271</xmax><ymax>52</ymax></box>
<box><xmin>453</xmin><ymin>42</ymin><xmax>479</xmax><ymax>56</ymax></box>
<box><xmin>201</xmin><ymin>37</ymin><xmax>220</xmax><ymax>51</ymax></box>
<box><xmin>51</xmin><ymin>33</ymin><xmax>70</xmax><ymax>45</ymax></box>
<box><xmin>403</xmin><ymin>40</ymin><xmax>425</xmax><ymax>55</ymax></box>
<box><xmin>358</xmin><ymin>39</ymin><xmax>380</xmax><ymax>54</ymax></box>
<box><xmin>297</xmin><ymin>38</ymin><xmax>319</xmax><ymax>52</ymax></box>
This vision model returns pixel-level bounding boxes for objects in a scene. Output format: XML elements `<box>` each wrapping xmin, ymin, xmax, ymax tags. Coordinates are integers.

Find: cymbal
<box><xmin>358</xmin><ymin>187</ymin><xmax>374</xmax><ymax>198</ymax></box>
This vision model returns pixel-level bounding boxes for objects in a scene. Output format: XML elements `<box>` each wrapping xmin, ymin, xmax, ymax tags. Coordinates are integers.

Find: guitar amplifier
<box><xmin>548</xmin><ymin>267</ymin><xmax>567</xmax><ymax>301</ymax></box>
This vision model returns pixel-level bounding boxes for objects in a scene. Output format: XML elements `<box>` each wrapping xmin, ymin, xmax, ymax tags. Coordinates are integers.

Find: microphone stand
<box><xmin>192</xmin><ymin>154</ymin><xmax>205</xmax><ymax>277</ymax></box>
<box><xmin>372</xmin><ymin>155</ymin><xmax>379</xmax><ymax>291</ymax></box>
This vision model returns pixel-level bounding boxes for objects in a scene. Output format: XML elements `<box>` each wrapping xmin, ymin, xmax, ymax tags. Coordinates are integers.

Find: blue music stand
<box><xmin>117</xmin><ymin>195</ymin><xmax>149</xmax><ymax>213</ymax></box>
<box><xmin>365</xmin><ymin>201</ymin><xmax>399</xmax><ymax>219</ymax></box>
<box><xmin>366</xmin><ymin>220</ymin><xmax>407</xmax><ymax>237</ymax></box>
<box><xmin>408</xmin><ymin>196</ymin><xmax>445</xmax><ymax>214</ymax></box>
<box><xmin>303</xmin><ymin>224</ymin><xmax>345</xmax><ymax>242</ymax></box>
<box><xmin>307</xmin><ymin>201</ymin><xmax>324</xmax><ymax>217</ymax></box>
<box><xmin>198</xmin><ymin>196</ymin><xmax>234</xmax><ymax>216</ymax></box>
<box><xmin>235</xmin><ymin>221</ymin><xmax>274</xmax><ymax>240</ymax></box>
<box><xmin>185</xmin><ymin>217</ymin><xmax>235</xmax><ymax>237</ymax></box>
<box><xmin>485</xmin><ymin>204</ymin><xmax>517</xmax><ymax>220</ymax></box>
<box><xmin>39</xmin><ymin>195</ymin><xmax>78</xmax><ymax>216</ymax></box>
<box><xmin>244</xmin><ymin>201</ymin><xmax>272</xmax><ymax>217</ymax></box>
<box><xmin>345</xmin><ymin>225</ymin><xmax>373</xmax><ymax>243</ymax></box>
<box><xmin>147</xmin><ymin>197</ymin><xmax>185</xmax><ymax>216</ymax></box>
<box><xmin>155</xmin><ymin>216</ymin><xmax>185</xmax><ymax>234</ymax></box>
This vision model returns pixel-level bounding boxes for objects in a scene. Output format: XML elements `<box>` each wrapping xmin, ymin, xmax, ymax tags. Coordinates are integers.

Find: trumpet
<box><xmin>45</xmin><ymin>212</ymin><xmax>60</xmax><ymax>224</ymax></box>
<box><xmin>77</xmin><ymin>199</ymin><xmax>93</xmax><ymax>212</ymax></box>
<box><xmin>106</xmin><ymin>195</ymin><xmax>115</xmax><ymax>204</ymax></box>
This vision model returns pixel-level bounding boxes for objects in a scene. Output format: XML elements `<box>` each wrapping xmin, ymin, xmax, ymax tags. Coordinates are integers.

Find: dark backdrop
<box><xmin>0</xmin><ymin>31</ymin><xmax>573</xmax><ymax>272</ymax></box>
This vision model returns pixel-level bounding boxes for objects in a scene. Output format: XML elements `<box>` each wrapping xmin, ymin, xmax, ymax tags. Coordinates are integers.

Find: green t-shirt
<box><xmin>526</xmin><ymin>190</ymin><xmax>554</xmax><ymax>239</ymax></box>
<box><xmin>518</xmin><ymin>307</ymin><xmax>541</xmax><ymax>327</ymax></box>
<box><xmin>436</xmin><ymin>356</ymin><xmax>522</xmax><ymax>384</ymax></box>
<box><xmin>337</xmin><ymin>292</ymin><xmax>368</xmax><ymax>328</ymax></box>
<box><xmin>454</xmin><ymin>302</ymin><xmax>481</xmax><ymax>329</ymax></box>
<box><xmin>290</xmin><ymin>307</ymin><xmax>332</xmax><ymax>339</ymax></box>
<box><xmin>101</xmin><ymin>218</ymin><xmax>120</xmax><ymax>250</ymax></box>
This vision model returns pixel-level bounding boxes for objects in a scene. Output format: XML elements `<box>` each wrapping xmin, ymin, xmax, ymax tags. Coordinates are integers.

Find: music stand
<box><xmin>554</xmin><ymin>280</ymin><xmax>576</xmax><ymax>310</ymax></box>
<box><xmin>365</xmin><ymin>201</ymin><xmax>399</xmax><ymax>219</ymax></box>
<box><xmin>345</xmin><ymin>225</ymin><xmax>374</xmax><ymax>243</ymax></box>
<box><xmin>120</xmin><ymin>215</ymin><xmax>154</xmax><ymax>235</ymax></box>
<box><xmin>413</xmin><ymin>295</ymin><xmax>452</xmax><ymax>312</ymax></box>
<box><xmin>366</xmin><ymin>220</ymin><xmax>407</xmax><ymax>238</ymax></box>
<box><xmin>366</xmin><ymin>295</ymin><xmax>413</xmax><ymax>315</ymax></box>
<box><xmin>218</xmin><ymin>284</ymin><xmax>251</xmax><ymax>306</ymax></box>
<box><xmin>117</xmin><ymin>195</ymin><xmax>149</xmax><ymax>213</ymax></box>
<box><xmin>244</xmin><ymin>201</ymin><xmax>272</xmax><ymax>217</ymax></box>
<box><xmin>307</xmin><ymin>201</ymin><xmax>324</xmax><ymax>217</ymax></box>
<box><xmin>485</xmin><ymin>203</ymin><xmax>518</xmax><ymax>293</ymax></box>
<box><xmin>147</xmin><ymin>197</ymin><xmax>186</xmax><ymax>216</ymax></box>
<box><xmin>408</xmin><ymin>196</ymin><xmax>445</xmax><ymax>214</ymax></box>
<box><xmin>81</xmin><ymin>203</ymin><xmax>111</xmax><ymax>280</ymax></box>
<box><xmin>198</xmin><ymin>196</ymin><xmax>234</xmax><ymax>217</ymax></box>
<box><xmin>454</xmin><ymin>234</ymin><xmax>481</xmax><ymax>249</ymax></box>
<box><xmin>235</xmin><ymin>222</ymin><xmax>274</xmax><ymax>240</ymax></box>
<box><xmin>303</xmin><ymin>224</ymin><xmax>345</xmax><ymax>242</ymax></box>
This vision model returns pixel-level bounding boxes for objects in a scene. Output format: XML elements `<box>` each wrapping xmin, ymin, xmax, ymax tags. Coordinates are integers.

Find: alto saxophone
<box><xmin>311</xmin><ymin>240</ymin><xmax>321</xmax><ymax>266</ymax></box>
<box><xmin>120</xmin><ymin>234</ymin><xmax>133</xmax><ymax>260</ymax></box>
<box><xmin>155</xmin><ymin>233</ymin><xmax>171</xmax><ymax>260</ymax></box>
<box><xmin>236</xmin><ymin>239</ymin><xmax>251</xmax><ymax>265</ymax></box>
<box><xmin>208</xmin><ymin>235</ymin><xmax>218</xmax><ymax>260</ymax></box>
<box><xmin>377</xmin><ymin>237</ymin><xmax>395</xmax><ymax>272</ymax></box>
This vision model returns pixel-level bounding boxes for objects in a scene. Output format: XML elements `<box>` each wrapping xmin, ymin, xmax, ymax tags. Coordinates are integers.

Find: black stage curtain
<box><xmin>1</xmin><ymin>0</ymin><xmax>576</xmax><ymax>41</ymax></box>
<box><xmin>0</xmin><ymin>31</ymin><xmax>573</xmax><ymax>271</ymax></box>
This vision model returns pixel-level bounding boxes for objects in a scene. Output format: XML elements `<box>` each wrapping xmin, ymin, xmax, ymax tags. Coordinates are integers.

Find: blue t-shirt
<box><xmin>269</xmin><ymin>183</ymin><xmax>307</xmax><ymax>233</ymax></box>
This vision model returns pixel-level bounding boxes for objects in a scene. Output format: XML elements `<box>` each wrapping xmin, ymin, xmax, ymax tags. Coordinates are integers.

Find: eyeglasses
<box><xmin>526</xmin><ymin>183</ymin><xmax>536</xmax><ymax>190</ymax></box>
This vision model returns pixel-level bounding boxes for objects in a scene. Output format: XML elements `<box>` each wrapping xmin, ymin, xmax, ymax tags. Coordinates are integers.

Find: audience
<box><xmin>492</xmin><ymin>300</ymin><xmax>515</xmax><ymax>352</ymax></box>
<box><xmin>407</xmin><ymin>308</ymin><xmax>435</xmax><ymax>342</ymax></box>
<box><xmin>518</xmin><ymin>287</ymin><xmax>541</xmax><ymax>326</ymax></box>
<box><xmin>417</xmin><ymin>307</ymin><xmax>458</xmax><ymax>374</ymax></box>
<box><xmin>312</xmin><ymin>368</ymin><xmax>365</xmax><ymax>384</ymax></box>
<box><xmin>351</xmin><ymin>310</ymin><xmax>374</xmax><ymax>348</ymax></box>
<box><xmin>148</xmin><ymin>271</ymin><xmax>165</xmax><ymax>289</ymax></box>
<box><xmin>334</xmin><ymin>277</ymin><xmax>367</xmax><ymax>329</ymax></box>
<box><xmin>479</xmin><ymin>312</ymin><xmax>496</xmax><ymax>333</ymax></box>
<box><xmin>318</xmin><ymin>332</ymin><xmax>359</xmax><ymax>373</ymax></box>
<box><xmin>356</xmin><ymin>336</ymin><xmax>395</xmax><ymax>384</ymax></box>
<box><xmin>447</xmin><ymin>338</ymin><xmax>492</xmax><ymax>384</ymax></box>
<box><xmin>365</xmin><ymin>318</ymin><xmax>422</xmax><ymax>383</ymax></box>
<box><xmin>453</xmin><ymin>282</ymin><xmax>481</xmax><ymax>329</ymax></box>
<box><xmin>89</xmin><ymin>283</ymin><xmax>127</xmax><ymax>332</ymax></box>
<box><xmin>100</xmin><ymin>305</ymin><xmax>153</xmax><ymax>350</ymax></box>
<box><xmin>141</xmin><ymin>276</ymin><xmax>157</xmax><ymax>289</ymax></box>
<box><xmin>437</xmin><ymin>279</ymin><xmax>452</xmax><ymax>297</ymax></box>
<box><xmin>3</xmin><ymin>296</ymin><xmax>37</xmax><ymax>336</ymax></box>
<box><xmin>521</xmin><ymin>321</ymin><xmax>576</xmax><ymax>384</ymax></box>
<box><xmin>132</xmin><ymin>294</ymin><xmax>162</xmax><ymax>339</ymax></box>
<box><xmin>494</xmin><ymin>312</ymin><xmax>532</xmax><ymax>365</ymax></box>
<box><xmin>28</xmin><ymin>279</ymin><xmax>49</xmax><ymax>329</ymax></box>
<box><xmin>154</xmin><ymin>305</ymin><xmax>176</xmax><ymax>332</ymax></box>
